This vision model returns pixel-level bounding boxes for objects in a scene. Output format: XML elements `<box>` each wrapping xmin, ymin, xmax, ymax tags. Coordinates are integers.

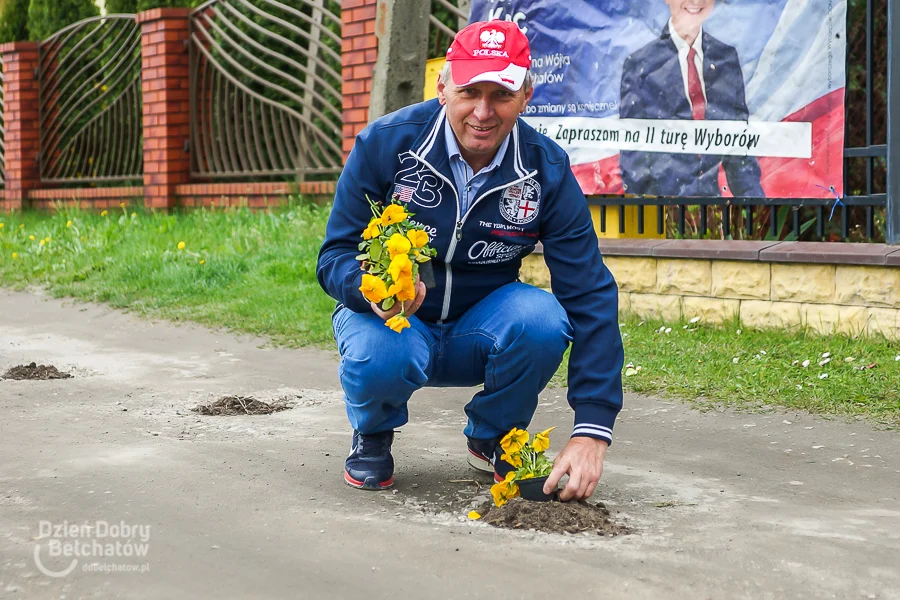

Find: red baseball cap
<box><xmin>445</xmin><ymin>20</ymin><xmax>531</xmax><ymax>92</ymax></box>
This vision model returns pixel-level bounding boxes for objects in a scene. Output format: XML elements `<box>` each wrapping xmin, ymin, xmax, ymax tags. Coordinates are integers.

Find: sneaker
<box><xmin>344</xmin><ymin>430</ymin><xmax>395</xmax><ymax>490</ymax></box>
<box><xmin>466</xmin><ymin>436</ymin><xmax>515</xmax><ymax>483</ymax></box>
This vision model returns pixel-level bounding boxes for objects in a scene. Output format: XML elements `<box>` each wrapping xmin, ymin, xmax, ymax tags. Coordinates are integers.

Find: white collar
<box><xmin>668</xmin><ymin>17</ymin><xmax>704</xmax><ymax>58</ymax></box>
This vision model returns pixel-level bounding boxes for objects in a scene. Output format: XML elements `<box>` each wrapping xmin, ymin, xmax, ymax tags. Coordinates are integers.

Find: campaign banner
<box><xmin>469</xmin><ymin>0</ymin><xmax>846</xmax><ymax>198</ymax></box>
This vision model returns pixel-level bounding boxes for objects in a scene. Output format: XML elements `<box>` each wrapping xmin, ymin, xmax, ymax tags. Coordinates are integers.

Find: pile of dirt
<box><xmin>479</xmin><ymin>497</ymin><xmax>631</xmax><ymax>536</ymax></box>
<box><xmin>191</xmin><ymin>395</ymin><xmax>295</xmax><ymax>416</ymax></box>
<box><xmin>1</xmin><ymin>363</ymin><xmax>72</xmax><ymax>381</ymax></box>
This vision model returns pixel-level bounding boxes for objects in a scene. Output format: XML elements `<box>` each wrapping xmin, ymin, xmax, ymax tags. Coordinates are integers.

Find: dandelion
<box><xmin>12</xmin><ymin>252</ymin><xmax>18</xmax><ymax>259</ymax></box>
<box><xmin>66</xmin><ymin>220</ymin><xmax>72</xmax><ymax>228</ymax></box>
<box><xmin>19</xmin><ymin>224</ymin><xmax>24</xmax><ymax>228</ymax></box>
<box><xmin>467</xmin><ymin>511</ymin><xmax>481</xmax><ymax>520</ymax></box>
<box><xmin>28</xmin><ymin>235</ymin><xmax>35</xmax><ymax>240</ymax></box>
<box><xmin>101</xmin><ymin>210</ymin><xmax>108</xmax><ymax>217</ymax></box>
<box><xmin>120</xmin><ymin>202</ymin><xmax>126</xmax><ymax>208</ymax></box>
<box><xmin>131</xmin><ymin>212</ymin><xmax>136</xmax><ymax>218</ymax></box>
<box><xmin>0</xmin><ymin>223</ymin><xmax>4</xmax><ymax>229</ymax></box>
<box><xmin>177</xmin><ymin>241</ymin><xmax>186</xmax><ymax>250</ymax></box>
<box><xmin>199</xmin><ymin>259</ymin><xmax>206</xmax><ymax>265</ymax></box>
<box><xmin>39</xmin><ymin>240</ymin><xmax>45</xmax><ymax>246</ymax></box>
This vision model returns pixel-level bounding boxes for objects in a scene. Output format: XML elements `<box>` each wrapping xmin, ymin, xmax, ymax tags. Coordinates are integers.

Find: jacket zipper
<box><xmin>412</xmin><ymin>151</ymin><xmax>537</xmax><ymax>322</ymax></box>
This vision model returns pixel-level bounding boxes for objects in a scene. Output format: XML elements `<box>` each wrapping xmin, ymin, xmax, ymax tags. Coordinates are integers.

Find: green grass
<box><xmin>553</xmin><ymin>316</ymin><xmax>900</xmax><ymax>426</ymax></box>
<box><xmin>0</xmin><ymin>200</ymin><xmax>337</xmax><ymax>347</ymax></box>
<box><xmin>2</xmin><ymin>202</ymin><xmax>898</xmax><ymax>425</ymax></box>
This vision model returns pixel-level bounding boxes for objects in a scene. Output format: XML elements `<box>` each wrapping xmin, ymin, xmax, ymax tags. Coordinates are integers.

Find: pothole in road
<box><xmin>1</xmin><ymin>362</ymin><xmax>73</xmax><ymax>380</ymax></box>
<box><xmin>476</xmin><ymin>497</ymin><xmax>632</xmax><ymax>537</ymax></box>
<box><xmin>190</xmin><ymin>394</ymin><xmax>297</xmax><ymax>416</ymax></box>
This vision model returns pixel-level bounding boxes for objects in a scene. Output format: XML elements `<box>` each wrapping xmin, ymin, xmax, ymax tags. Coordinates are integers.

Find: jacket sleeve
<box><xmin>316</xmin><ymin>131</ymin><xmax>388</xmax><ymax>313</ymax></box>
<box><xmin>539</xmin><ymin>157</ymin><xmax>625</xmax><ymax>445</ymax></box>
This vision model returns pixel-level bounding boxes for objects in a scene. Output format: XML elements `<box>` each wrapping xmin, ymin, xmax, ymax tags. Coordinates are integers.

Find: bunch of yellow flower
<box><xmin>490</xmin><ymin>426</ymin><xmax>555</xmax><ymax>507</ymax></box>
<box><xmin>357</xmin><ymin>194</ymin><xmax>436</xmax><ymax>333</ymax></box>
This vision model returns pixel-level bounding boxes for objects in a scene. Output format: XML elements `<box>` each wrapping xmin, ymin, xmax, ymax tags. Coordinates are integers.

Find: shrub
<box><xmin>27</xmin><ymin>0</ymin><xmax>100</xmax><ymax>42</ymax></box>
<box><xmin>0</xmin><ymin>0</ymin><xmax>30</xmax><ymax>44</ymax></box>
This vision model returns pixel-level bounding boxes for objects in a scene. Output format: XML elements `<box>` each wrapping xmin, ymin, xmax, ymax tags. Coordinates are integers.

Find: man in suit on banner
<box><xmin>619</xmin><ymin>0</ymin><xmax>764</xmax><ymax>197</ymax></box>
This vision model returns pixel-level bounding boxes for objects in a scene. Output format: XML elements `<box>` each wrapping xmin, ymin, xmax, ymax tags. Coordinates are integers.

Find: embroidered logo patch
<box><xmin>499</xmin><ymin>179</ymin><xmax>541</xmax><ymax>225</ymax></box>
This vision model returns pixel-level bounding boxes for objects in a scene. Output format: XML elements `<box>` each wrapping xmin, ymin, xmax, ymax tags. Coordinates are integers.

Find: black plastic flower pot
<box><xmin>516</xmin><ymin>476</ymin><xmax>557</xmax><ymax>502</ymax></box>
<box><xmin>418</xmin><ymin>260</ymin><xmax>436</xmax><ymax>289</ymax></box>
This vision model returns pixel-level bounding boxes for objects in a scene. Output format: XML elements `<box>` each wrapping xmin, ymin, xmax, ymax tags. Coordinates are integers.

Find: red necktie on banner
<box><xmin>687</xmin><ymin>47</ymin><xmax>706</xmax><ymax>120</ymax></box>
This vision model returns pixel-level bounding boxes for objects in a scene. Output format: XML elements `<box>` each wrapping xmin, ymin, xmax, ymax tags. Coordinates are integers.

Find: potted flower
<box><xmin>490</xmin><ymin>427</ymin><xmax>557</xmax><ymax>506</ymax></box>
<box><xmin>356</xmin><ymin>194</ymin><xmax>437</xmax><ymax>333</ymax></box>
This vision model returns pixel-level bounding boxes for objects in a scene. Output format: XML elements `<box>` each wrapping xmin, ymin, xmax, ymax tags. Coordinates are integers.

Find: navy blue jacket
<box><xmin>619</xmin><ymin>24</ymin><xmax>764</xmax><ymax>197</ymax></box>
<box><xmin>317</xmin><ymin>99</ymin><xmax>624</xmax><ymax>443</ymax></box>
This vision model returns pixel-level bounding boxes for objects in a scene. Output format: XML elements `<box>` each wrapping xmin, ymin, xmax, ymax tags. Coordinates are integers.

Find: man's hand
<box><xmin>371</xmin><ymin>279</ymin><xmax>427</xmax><ymax>320</ymax></box>
<box><xmin>543</xmin><ymin>436</ymin><xmax>608</xmax><ymax>501</ymax></box>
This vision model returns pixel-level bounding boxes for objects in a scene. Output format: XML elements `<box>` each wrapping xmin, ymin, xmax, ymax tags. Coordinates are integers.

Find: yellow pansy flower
<box><xmin>500</xmin><ymin>451</ymin><xmax>522</xmax><ymax>468</ymax></box>
<box><xmin>381</xmin><ymin>204</ymin><xmax>408</xmax><ymax>226</ymax></box>
<box><xmin>499</xmin><ymin>428</ymin><xmax>528</xmax><ymax>455</ymax></box>
<box><xmin>387</xmin><ymin>276</ymin><xmax>416</xmax><ymax>302</ymax></box>
<box><xmin>387</xmin><ymin>253</ymin><xmax>412</xmax><ymax>283</ymax></box>
<box><xmin>386</xmin><ymin>233</ymin><xmax>412</xmax><ymax>258</ymax></box>
<box><xmin>362</xmin><ymin>218</ymin><xmax>381</xmax><ymax>240</ymax></box>
<box><xmin>532</xmin><ymin>427</ymin><xmax>555</xmax><ymax>454</ymax></box>
<box><xmin>407</xmin><ymin>229</ymin><xmax>429</xmax><ymax>248</ymax></box>
<box><xmin>490</xmin><ymin>472</ymin><xmax>520</xmax><ymax>507</ymax></box>
<box><xmin>359</xmin><ymin>273</ymin><xmax>389</xmax><ymax>303</ymax></box>
<box><xmin>385</xmin><ymin>314</ymin><xmax>410</xmax><ymax>333</ymax></box>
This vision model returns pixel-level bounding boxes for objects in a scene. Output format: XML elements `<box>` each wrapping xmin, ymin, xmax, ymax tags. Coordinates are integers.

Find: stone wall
<box><xmin>521</xmin><ymin>240</ymin><xmax>900</xmax><ymax>340</ymax></box>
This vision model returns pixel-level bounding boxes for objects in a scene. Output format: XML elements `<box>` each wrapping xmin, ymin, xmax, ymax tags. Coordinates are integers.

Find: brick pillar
<box><xmin>0</xmin><ymin>42</ymin><xmax>41</xmax><ymax>211</ymax></box>
<box><xmin>341</xmin><ymin>0</ymin><xmax>378</xmax><ymax>160</ymax></box>
<box><xmin>136</xmin><ymin>8</ymin><xmax>191</xmax><ymax>210</ymax></box>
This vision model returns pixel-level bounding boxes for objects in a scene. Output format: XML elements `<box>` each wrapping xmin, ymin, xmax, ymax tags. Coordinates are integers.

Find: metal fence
<box><xmin>591</xmin><ymin>0</ymin><xmax>898</xmax><ymax>244</ymax></box>
<box><xmin>38</xmin><ymin>15</ymin><xmax>143</xmax><ymax>185</ymax></box>
<box><xmin>429</xmin><ymin>0</ymin><xmax>468</xmax><ymax>59</ymax></box>
<box><xmin>188</xmin><ymin>0</ymin><xmax>343</xmax><ymax>179</ymax></box>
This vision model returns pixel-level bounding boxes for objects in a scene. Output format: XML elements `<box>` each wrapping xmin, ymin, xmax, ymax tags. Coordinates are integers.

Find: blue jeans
<box><xmin>332</xmin><ymin>282</ymin><xmax>573</xmax><ymax>440</ymax></box>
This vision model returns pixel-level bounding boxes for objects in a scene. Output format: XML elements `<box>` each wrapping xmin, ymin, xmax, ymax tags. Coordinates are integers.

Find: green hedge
<box><xmin>0</xmin><ymin>0</ymin><xmax>30</xmax><ymax>43</ymax></box>
<box><xmin>27</xmin><ymin>0</ymin><xmax>99</xmax><ymax>42</ymax></box>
